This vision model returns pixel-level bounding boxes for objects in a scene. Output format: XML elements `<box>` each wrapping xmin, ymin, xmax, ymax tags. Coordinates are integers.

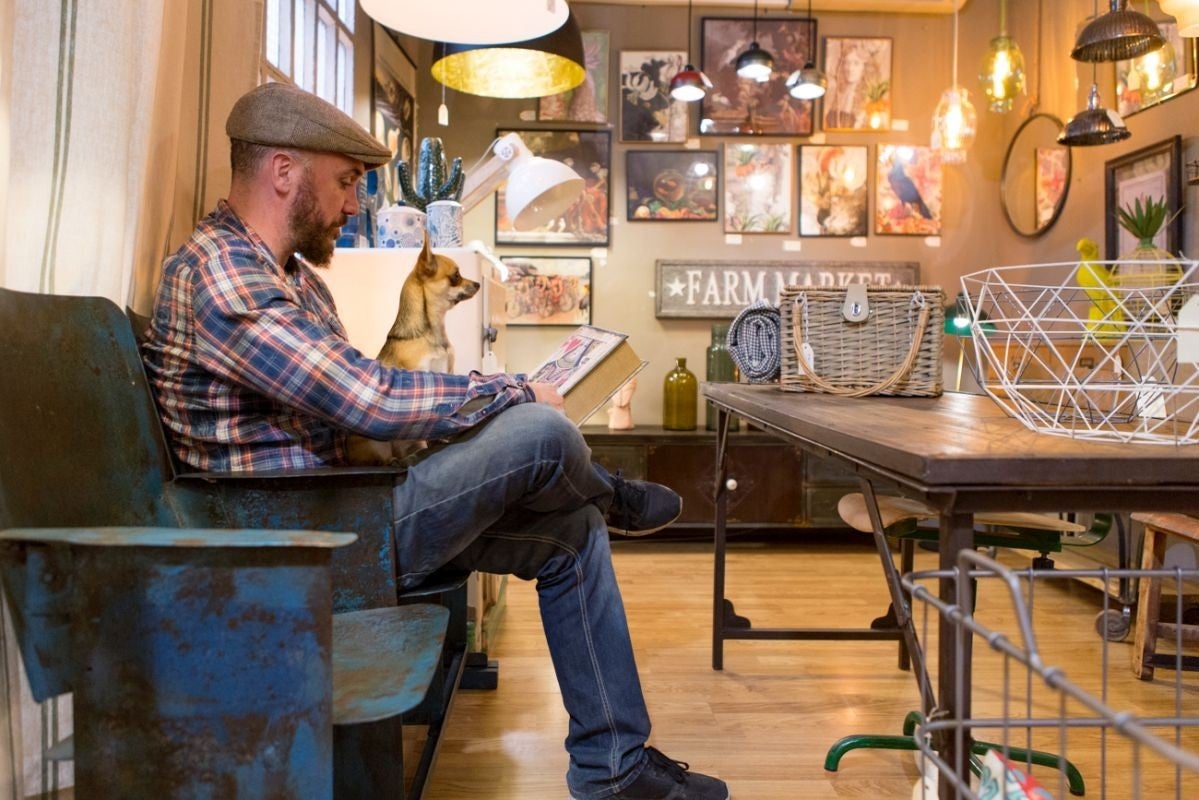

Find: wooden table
<box><xmin>703</xmin><ymin>384</ymin><xmax>1199</xmax><ymax>798</ymax></box>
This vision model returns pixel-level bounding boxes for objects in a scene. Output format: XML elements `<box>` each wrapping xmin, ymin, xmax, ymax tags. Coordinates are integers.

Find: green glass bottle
<box><xmin>705</xmin><ymin>323</ymin><xmax>740</xmax><ymax>431</ymax></box>
<box><xmin>662</xmin><ymin>357</ymin><xmax>698</xmax><ymax>431</ymax></box>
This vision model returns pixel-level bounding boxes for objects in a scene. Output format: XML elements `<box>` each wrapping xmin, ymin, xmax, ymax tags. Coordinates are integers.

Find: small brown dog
<box><xmin>347</xmin><ymin>236</ymin><xmax>480</xmax><ymax>464</ymax></box>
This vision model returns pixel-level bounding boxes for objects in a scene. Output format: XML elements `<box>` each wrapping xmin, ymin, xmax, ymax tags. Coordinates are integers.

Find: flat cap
<box><xmin>226</xmin><ymin>82</ymin><xmax>392</xmax><ymax>167</ymax></box>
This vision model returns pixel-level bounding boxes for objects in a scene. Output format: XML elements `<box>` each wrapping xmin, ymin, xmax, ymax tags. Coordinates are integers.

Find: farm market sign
<box><xmin>655</xmin><ymin>260</ymin><xmax>920</xmax><ymax>318</ymax></box>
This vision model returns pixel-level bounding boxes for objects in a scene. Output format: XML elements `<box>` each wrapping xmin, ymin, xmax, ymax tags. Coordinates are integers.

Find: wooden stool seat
<box><xmin>1132</xmin><ymin>512</ymin><xmax>1199</xmax><ymax>680</ymax></box>
<box><xmin>837</xmin><ymin>494</ymin><xmax>1086</xmax><ymax>536</ymax></box>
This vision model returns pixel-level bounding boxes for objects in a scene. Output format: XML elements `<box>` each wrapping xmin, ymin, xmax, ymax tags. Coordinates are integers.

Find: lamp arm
<box><xmin>459</xmin><ymin>133</ymin><xmax>535</xmax><ymax>213</ymax></box>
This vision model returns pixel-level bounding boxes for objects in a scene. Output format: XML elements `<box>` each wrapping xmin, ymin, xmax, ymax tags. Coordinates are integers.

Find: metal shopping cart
<box><xmin>904</xmin><ymin>551</ymin><xmax>1199</xmax><ymax>800</ymax></box>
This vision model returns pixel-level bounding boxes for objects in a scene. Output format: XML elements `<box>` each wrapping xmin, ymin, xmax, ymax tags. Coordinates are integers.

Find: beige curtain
<box><xmin>0</xmin><ymin>0</ymin><xmax>260</xmax><ymax>795</ymax></box>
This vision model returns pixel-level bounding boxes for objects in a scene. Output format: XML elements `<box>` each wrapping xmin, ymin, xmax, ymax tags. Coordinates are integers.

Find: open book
<box><xmin>528</xmin><ymin>325</ymin><xmax>647</xmax><ymax>425</ymax></box>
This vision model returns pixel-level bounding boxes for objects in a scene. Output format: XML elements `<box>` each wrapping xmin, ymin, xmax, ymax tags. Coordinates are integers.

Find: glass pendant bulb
<box><xmin>1130</xmin><ymin>38</ymin><xmax>1177</xmax><ymax>99</ymax></box>
<box><xmin>931</xmin><ymin>86</ymin><xmax>978</xmax><ymax>165</ymax></box>
<box><xmin>979</xmin><ymin>34</ymin><xmax>1025</xmax><ymax>112</ymax></box>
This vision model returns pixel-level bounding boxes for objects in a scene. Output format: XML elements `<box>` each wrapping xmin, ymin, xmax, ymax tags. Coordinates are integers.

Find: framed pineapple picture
<box><xmin>1103</xmin><ymin>135</ymin><xmax>1182</xmax><ymax>260</ymax></box>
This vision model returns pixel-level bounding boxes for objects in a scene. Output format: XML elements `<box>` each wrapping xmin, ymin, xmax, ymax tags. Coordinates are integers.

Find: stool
<box><xmin>1132</xmin><ymin>512</ymin><xmax>1199</xmax><ymax>680</ymax></box>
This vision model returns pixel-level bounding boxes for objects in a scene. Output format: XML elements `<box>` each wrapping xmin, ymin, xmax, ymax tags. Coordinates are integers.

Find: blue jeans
<box><xmin>391</xmin><ymin>403</ymin><xmax>651</xmax><ymax>798</ymax></box>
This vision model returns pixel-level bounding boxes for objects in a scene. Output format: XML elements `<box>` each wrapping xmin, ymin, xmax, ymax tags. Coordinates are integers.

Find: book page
<box><xmin>528</xmin><ymin>326</ymin><xmax>628</xmax><ymax>395</ymax></box>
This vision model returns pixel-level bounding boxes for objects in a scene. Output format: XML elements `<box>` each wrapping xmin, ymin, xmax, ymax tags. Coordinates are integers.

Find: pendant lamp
<box><xmin>431</xmin><ymin>12</ymin><xmax>586</xmax><ymax>99</ymax></box>
<box><xmin>1158</xmin><ymin>0</ymin><xmax>1199</xmax><ymax>36</ymax></box>
<box><xmin>931</xmin><ymin>1</ymin><xmax>977</xmax><ymax>164</ymax></box>
<box><xmin>785</xmin><ymin>0</ymin><xmax>826</xmax><ymax>100</ymax></box>
<box><xmin>1058</xmin><ymin>81</ymin><xmax>1131</xmax><ymax>145</ymax></box>
<box><xmin>979</xmin><ymin>0</ymin><xmax>1025</xmax><ymax>112</ymax></box>
<box><xmin>360</xmin><ymin>0</ymin><xmax>568</xmax><ymax>45</ymax></box>
<box><xmin>735</xmin><ymin>0</ymin><xmax>774</xmax><ymax>82</ymax></box>
<box><xmin>670</xmin><ymin>0</ymin><xmax>713</xmax><ymax>101</ymax></box>
<box><xmin>1071</xmin><ymin>0</ymin><xmax>1165</xmax><ymax>62</ymax></box>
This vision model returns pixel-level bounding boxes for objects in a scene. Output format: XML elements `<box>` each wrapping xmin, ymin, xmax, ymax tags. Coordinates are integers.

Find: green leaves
<box><xmin>1116</xmin><ymin>195</ymin><xmax>1168</xmax><ymax>243</ymax></box>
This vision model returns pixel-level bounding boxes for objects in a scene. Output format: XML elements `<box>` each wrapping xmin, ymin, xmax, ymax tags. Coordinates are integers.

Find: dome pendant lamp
<box><xmin>735</xmin><ymin>0</ymin><xmax>774</xmax><ymax>82</ymax></box>
<box><xmin>1071</xmin><ymin>0</ymin><xmax>1165</xmax><ymax>62</ymax></box>
<box><xmin>786</xmin><ymin>0</ymin><xmax>826</xmax><ymax>99</ymax></box>
<box><xmin>670</xmin><ymin>0</ymin><xmax>713</xmax><ymax>101</ymax></box>
<box><xmin>360</xmin><ymin>0</ymin><xmax>568</xmax><ymax>45</ymax></box>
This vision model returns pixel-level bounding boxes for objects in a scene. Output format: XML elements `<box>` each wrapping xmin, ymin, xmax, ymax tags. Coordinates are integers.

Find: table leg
<box><xmin>712</xmin><ymin>408</ymin><xmax>731</xmax><ymax>671</ymax></box>
<box><xmin>938</xmin><ymin>511</ymin><xmax>974</xmax><ymax>800</ymax></box>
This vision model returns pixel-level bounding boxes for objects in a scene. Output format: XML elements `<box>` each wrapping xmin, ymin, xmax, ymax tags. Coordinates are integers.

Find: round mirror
<box><xmin>1000</xmin><ymin>113</ymin><xmax>1071</xmax><ymax>238</ymax></box>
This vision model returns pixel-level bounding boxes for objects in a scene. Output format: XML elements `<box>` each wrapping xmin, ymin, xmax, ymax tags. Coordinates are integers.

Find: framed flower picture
<box><xmin>619</xmin><ymin>50</ymin><xmax>688</xmax><ymax>142</ymax></box>
<box><xmin>798</xmin><ymin>145</ymin><xmax>869</xmax><ymax>237</ymax></box>
<box><xmin>626</xmin><ymin>150</ymin><xmax>719</xmax><ymax>221</ymax></box>
<box><xmin>499</xmin><ymin>256</ymin><xmax>592</xmax><ymax>326</ymax></box>
<box><xmin>1104</xmin><ymin>135</ymin><xmax>1182</xmax><ymax>260</ymax></box>
<box><xmin>495</xmin><ymin>129</ymin><xmax>611</xmax><ymax>246</ymax></box>
<box><xmin>723</xmin><ymin>143</ymin><xmax>791</xmax><ymax>233</ymax></box>
<box><xmin>539</xmin><ymin>30</ymin><xmax>611</xmax><ymax>124</ymax></box>
<box><xmin>699</xmin><ymin>17</ymin><xmax>816</xmax><ymax>136</ymax></box>
<box><xmin>823</xmin><ymin>37</ymin><xmax>892</xmax><ymax>132</ymax></box>
<box><xmin>875</xmin><ymin>145</ymin><xmax>942</xmax><ymax>236</ymax></box>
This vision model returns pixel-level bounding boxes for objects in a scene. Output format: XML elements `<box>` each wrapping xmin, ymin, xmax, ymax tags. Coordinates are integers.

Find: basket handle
<box><xmin>790</xmin><ymin>300</ymin><xmax>931</xmax><ymax>398</ymax></box>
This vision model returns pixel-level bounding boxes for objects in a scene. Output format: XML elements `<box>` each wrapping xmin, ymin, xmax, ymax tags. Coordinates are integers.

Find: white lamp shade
<box><xmin>360</xmin><ymin>0</ymin><xmax>569</xmax><ymax>45</ymax></box>
<box><xmin>505</xmin><ymin>158</ymin><xmax>585</xmax><ymax>231</ymax></box>
<box><xmin>1160</xmin><ymin>0</ymin><xmax>1199</xmax><ymax>36</ymax></box>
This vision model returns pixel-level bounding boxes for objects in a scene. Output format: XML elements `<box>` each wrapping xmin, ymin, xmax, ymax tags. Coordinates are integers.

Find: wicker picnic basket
<box><xmin>779</xmin><ymin>284</ymin><xmax>945</xmax><ymax>397</ymax></box>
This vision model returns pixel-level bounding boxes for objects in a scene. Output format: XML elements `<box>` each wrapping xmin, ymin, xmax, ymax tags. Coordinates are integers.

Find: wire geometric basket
<box><xmin>959</xmin><ymin>259</ymin><xmax>1199</xmax><ymax>445</ymax></box>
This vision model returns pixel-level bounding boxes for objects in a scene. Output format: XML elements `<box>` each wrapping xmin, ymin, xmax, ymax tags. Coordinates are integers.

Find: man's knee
<box><xmin>495</xmin><ymin>402</ymin><xmax>588</xmax><ymax>462</ymax></box>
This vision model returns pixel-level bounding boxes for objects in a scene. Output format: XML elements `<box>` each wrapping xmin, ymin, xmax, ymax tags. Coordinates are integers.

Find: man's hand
<box><xmin>529</xmin><ymin>382</ymin><xmax>565</xmax><ymax>413</ymax></box>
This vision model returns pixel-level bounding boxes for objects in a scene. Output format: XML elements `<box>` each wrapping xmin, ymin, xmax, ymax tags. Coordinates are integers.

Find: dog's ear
<box><xmin>415</xmin><ymin>233</ymin><xmax>438</xmax><ymax>279</ymax></box>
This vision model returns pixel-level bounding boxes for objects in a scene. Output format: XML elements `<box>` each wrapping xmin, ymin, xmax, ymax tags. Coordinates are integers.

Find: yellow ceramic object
<box><xmin>1075</xmin><ymin>237</ymin><xmax>1123</xmax><ymax>339</ymax></box>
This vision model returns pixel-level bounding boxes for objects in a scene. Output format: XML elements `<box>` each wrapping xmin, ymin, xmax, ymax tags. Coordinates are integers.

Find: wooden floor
<box><xmin>422</xmin><ymin>536</ymin><xmax>1199</xmax><ymax>800</ymax></box>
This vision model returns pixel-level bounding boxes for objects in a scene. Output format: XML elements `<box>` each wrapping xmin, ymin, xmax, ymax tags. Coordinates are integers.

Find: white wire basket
<box><xmin>960</xmin><ymin>259</ymin><xmax>1199</xmax><ymax>445</ymax></box>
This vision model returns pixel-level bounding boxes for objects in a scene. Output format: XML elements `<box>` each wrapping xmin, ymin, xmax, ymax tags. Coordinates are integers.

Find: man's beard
<box><xmin>287</xmin><ymin>175</ymin><xmax>346</xmax><ymax>267</ymax></box>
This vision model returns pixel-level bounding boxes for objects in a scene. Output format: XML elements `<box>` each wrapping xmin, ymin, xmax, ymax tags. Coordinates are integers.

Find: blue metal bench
<box><xmin>0</xmin><ymin>287</ymin><xmax>464</xmax><ymax>798</ymax></box>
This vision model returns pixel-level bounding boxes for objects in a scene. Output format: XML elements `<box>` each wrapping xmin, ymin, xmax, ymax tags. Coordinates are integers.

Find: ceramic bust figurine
<box><xmin>607</xmin><ymin>377</ymin><xmax>637</xmax><ymax>430</ymax></box>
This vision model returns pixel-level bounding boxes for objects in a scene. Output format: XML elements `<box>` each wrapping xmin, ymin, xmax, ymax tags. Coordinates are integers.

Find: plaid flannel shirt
<box><xmin>142</xmin><ymin>200</ymin><xmax>534</xmax><ymax>471</ymax></box>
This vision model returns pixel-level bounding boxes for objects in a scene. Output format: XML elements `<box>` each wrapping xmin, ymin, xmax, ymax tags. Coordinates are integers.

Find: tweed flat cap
<box><xmin>226</xmin><ymin>82</ymin><xmax>392</xmax><ymax>167</ymax></box>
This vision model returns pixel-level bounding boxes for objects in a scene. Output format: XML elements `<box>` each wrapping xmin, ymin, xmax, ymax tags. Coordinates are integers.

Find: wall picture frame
<box><xmin>1104</xmin><ymin>135</ymin><xmax>1183</xmax><ymax>260</ymax></box>
<box><xmin>495</xmin><ymin>129</ymin><xmax>612</xmax><ymax>247</ymax></box>
<box><xmin>1115</xmin><ymin>20</ymin><xmax>1198</xmax><ymax>118</ymax></box>
<box><xmin>371</xmin><ymin>24</ymin><xmax>418</xmax><ymax>206</ymax></box>
<box><xmin>723</xmin><ymin>143</ymin><xmax>792</xmax><ymax>233</ymax></box>
<box><xmin>822</xmin><ymin>36</ymin><xmax>892</xmax><ymax>132</ymax></box>
<box><xmin>798</xmin><ymin>144</ymin><xmax>869</xmax><ymax>237</ymax></box>
<box><xmin>1035</xmin><ymin>147</ymin><xmax>1069</xmax><ymax>229</ymax></box>
<box><xmin>626</xmin><ymin>150</ymin><xmax>719</xmax><ymax>221</ymax></box>
<box><xmin>539</xmin><ymin>30</ymin><xmax>611</xmax><ymax>124</ymax></box>
<box><xmin>875</xmin><ymin>144</ymin><xmax>942</xmax><ymax>236</ymax></box>
<box><xmin>499</xmin><ymin>256</ymin><xmax>593</xmax><ymax>326</ymax></box>
<box><xmin>619</xmin><ymin>50</ymin><xmax>688</xmax><ymax>142</ymax></box>
<box><xmin>699</xmin><ymin>17</ymin><xmax>816</xmax><ymax>136</ymax></box>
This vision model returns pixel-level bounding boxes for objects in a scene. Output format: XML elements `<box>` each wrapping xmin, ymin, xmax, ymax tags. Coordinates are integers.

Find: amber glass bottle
<box><xmin>662</xmin><ymin>357</ymin><xmax>698</xmax><ymax>431</ymax></box>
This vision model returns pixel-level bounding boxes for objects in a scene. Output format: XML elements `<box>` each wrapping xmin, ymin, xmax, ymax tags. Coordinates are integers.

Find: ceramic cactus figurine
<box><xmin>397</xmin><ymin>137</ymin><xmax>464</xmax><ymax>212</ymax></box>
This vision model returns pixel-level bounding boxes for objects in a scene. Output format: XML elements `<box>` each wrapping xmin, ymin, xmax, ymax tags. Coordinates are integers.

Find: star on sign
<box><xmin>665</xmin><ymin>276</ymin><xmax>687</xmax><ymax>297</ymax></box>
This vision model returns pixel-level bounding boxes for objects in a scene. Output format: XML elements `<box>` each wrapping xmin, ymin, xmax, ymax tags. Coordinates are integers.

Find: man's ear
<box><xmin>267</xmin><ymin>149</ymin><xmax>303</xmax><ymax>195</ymax></box>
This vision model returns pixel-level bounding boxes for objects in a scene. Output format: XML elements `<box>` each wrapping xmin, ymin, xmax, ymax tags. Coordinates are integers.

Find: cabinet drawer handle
<box><xmin>726</xmin><ymin>478</ymin><xmax>738</xmax><ymax>491</ymax></box>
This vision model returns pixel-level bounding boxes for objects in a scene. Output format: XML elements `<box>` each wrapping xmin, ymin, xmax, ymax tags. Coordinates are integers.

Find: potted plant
<box><xmin>1113</xmin><ymin>194</ymin><xmax>1183</xmax><ymax>315</ymax></box>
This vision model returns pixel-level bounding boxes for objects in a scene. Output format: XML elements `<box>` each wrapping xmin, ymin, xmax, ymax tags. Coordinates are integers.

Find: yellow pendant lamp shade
<box><xmin>432</xmin><ymin>13</ymin><xmax>586</xmax><ymax>99</ymax></box>
<box><xmin>979</xmin><ymin>0</ymin><xmax>1025</xmax><ymax>114</ymax></box>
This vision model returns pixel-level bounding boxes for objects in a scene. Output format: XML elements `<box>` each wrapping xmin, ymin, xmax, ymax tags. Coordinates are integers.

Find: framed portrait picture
<box><xmin>619</xmin><ymin>50</ymin><xmax>688</xmax><ymax>142</ymax></box>
<box><xmin>626</xmin><ymin>150</ymin><xmax>719</xmax><ymax>221</ymax></box>
<box><xmin>1104</xmin><ymin>136</ymin><xmax>1182</xmax><ymax>260</ymax></box>
<box><xmin>822</xmin><ymin>37</ymin><xmax>892</xmax><ymax>132</ymax></box>
<box><xmin>499</xmin><ymin>256</ymin><xmax>593</xmax><ymax>326</ymax></box>
<box><xmin>798</xmin><ymin>144</ymin><xmax>869</xmax><ymax>237</ymax></box>
<box><xmin>495</xmin><ymin>129</ymin><xmax>611</xmax><ymax>246</ymax></box>
<box><xmin>699</xmin><ymin>17</ymin><xmax>816</xmax><ymax>136</ymax></box>
<box><xmin>875</xmin><ymin>145</ymin><xmax>942</xmax><ymax>236</ymax></box>
<box><xmin>371</xmin><ymin>24</ymin><xmax>418</xmax><ymax>206</ymax></box>
<box><xmin>723</xmin><ymin>143</ymin><xmax>792</xmax><ymax>233</ymax></box>
<box><xmin>539</xmin><ymin>30</ymin><xmax>610</xmax><ymax>124</ymax></box>
<box><xmin>1116</xmin><ymin>21</ymin><xmax>1198</xmax><ymax>117</ymax></box>
<box><xmin>1035</xmin><ymin>147</ymin><xmax>1069</xmax><ymax>229</ymax></box>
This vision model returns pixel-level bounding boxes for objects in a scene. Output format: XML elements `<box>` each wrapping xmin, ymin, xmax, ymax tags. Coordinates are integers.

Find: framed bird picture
<box><xmin>875</xmin><ymin>144</ymin><xmax>942</xmax><ymax>236</ymax></box>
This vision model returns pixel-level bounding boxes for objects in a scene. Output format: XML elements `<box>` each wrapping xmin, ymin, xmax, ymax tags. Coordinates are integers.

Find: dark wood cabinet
<box><xmin>582</xmin><ymin>426</ymin><xmax>856</xmax><ymax>531</ymax></box>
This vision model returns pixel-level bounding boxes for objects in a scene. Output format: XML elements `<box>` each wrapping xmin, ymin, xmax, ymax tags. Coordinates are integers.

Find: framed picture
<box><xmin>371</xmin><ymin>24</ymin><xmax>418</xmax><ymax>206</ymax></box>
<box><xmin>875</xmin><ymin>145</ymin><xmax>942</xmax><ymax>236</ymax></box>
<box><xmin>1035</xmin><ymin>147</ymin><xmax>1069</xmax><ymax>229</ymax></box>
<box><xmin>499</xmin><ymin>256</ymin><xmax>593</xmax><ymax>326</ymax></box>
<box><xmin>626</xmin><ymin>150</ymin><xmax>719</xmax><ymax>221</ymax></box>
<box><xmin>699</xmin><ymin>17</ymin><xmax>816</xmax><ymax>136</ymax></box>
<box><xmin>723</xmin><ymin>143</ymin><xmax>792</xmax><ymax>233</ymax></box>
<box><xmin>619</xmin><ymin>50</ymin><xmax>688</xmax><ymax>142</ymax></box>
<box><xmin>798</xmin><ymin>144</ymin><xmax>869</xmax><ymax>237</ymax></box>
<box><xmin>495</xmin><ymin>129</ymin><xmax>611</xmax><ymax>246</ymax></box>
<box><xmin>539</xmin><ymin>30</ymin><xmax>610</xmax><ymax>124</ymax></box>
<box><xmin>1104</xmin><ymin>135</ymin><xmax>1182</xmax><ymax>260</ymax></box>
<box><xmin>822</xmin><ymin>37</ymin><xmax>892</xmax><ymax>132</ymax></box>
<box><xmin>1116</xmin><ymin>20</ymin><xmax>1198</xmax><ymax>117</ymax></box>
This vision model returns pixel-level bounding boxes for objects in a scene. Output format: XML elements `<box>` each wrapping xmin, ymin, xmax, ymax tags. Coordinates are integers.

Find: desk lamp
<box><xmin>459</xmin><ymin>133</ymin><xmax>585</xmax><ymax>231</ymax></box>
